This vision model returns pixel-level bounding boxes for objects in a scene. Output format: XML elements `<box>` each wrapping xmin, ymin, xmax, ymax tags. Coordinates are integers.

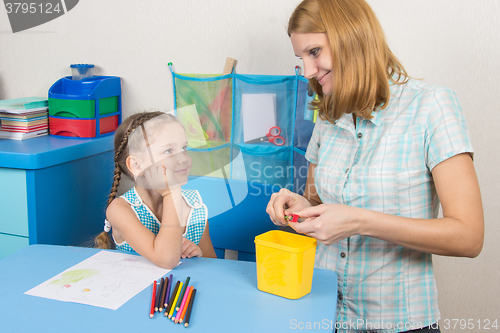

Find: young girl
<box><xmin>95</xmin><ymin>111</ymin><xmax>216</xmax><ymax>268</ymax></box>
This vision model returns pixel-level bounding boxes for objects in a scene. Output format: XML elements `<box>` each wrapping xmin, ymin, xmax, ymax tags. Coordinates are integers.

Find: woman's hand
<box><xmin>289</xmin><ymin>204</ymin><xmax>362</xmax><ymax>245</ymax></box>
<box><xmin>181</xmin><ymin>238</ymin><xmax>202</xmax><ymax>258</ymax></box>
<box><xmin>266</xmin><ymin>188</ymin><xmax>313</xmax><ymax>226</ymax></box>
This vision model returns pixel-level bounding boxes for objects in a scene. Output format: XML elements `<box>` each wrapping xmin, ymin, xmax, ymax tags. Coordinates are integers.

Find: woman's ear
<box><xmin>126</xmin><ymin>155</ymin><xmax>143</xmax><ymax>177</ymax></box>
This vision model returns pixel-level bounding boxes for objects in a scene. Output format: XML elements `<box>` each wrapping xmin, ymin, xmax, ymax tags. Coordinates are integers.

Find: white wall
<box><xmin>1</xmin><ymin>1</ymin><xmax>498</xmax><ymax>332</ymax></box>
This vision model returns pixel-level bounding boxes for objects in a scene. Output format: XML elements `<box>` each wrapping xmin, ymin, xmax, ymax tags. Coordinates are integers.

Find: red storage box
<box><xmin>49</xmin><ymin>115</ymin><xmax>119</xmax><ymax>138</ymax></box>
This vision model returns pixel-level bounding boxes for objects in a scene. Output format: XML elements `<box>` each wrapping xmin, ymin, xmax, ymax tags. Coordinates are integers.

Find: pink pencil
<box><xmin>179</xmin><ymin>286</ymin><xmax>194</xmax><ymax>323</ymax></box>
<box><xmin>175</xmin><ymin>286</ymin><xmax>192</xmax><ymax>323</ymax></box>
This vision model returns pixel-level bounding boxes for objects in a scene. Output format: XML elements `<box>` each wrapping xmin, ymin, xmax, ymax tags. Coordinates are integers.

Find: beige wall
<box><xmin>1</xmin><ymin>1</ymin><xmax>498</xmax><ymax>332</ymax></box>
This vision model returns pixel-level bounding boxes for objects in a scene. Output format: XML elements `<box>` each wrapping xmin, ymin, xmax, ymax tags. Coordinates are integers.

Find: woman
<box><xmin>266</xmin><ymin>0</ymin><xmax>483</xmax><ymax>332</ymax></box>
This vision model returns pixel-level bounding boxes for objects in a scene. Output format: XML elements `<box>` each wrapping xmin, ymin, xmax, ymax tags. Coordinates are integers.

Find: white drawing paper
<box><xmin>24</xmin><ymin>250</ymin><xmax>172</xmax><ymax>310</ymax></box>
<box><xmin>241</xmin><ymin>93</ymin><xmax>276</xmax><ymax>142</ymax></box>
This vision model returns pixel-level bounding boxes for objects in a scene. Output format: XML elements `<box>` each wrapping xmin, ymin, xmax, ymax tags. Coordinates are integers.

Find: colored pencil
<box><xmin>155</xmin><ymin>277</ymin><xmax>164</xmax><ymax>312</ymax></box>
<box><xmin>164</xmin><ymin>274</ymin><xmax>173</xmax><ymax>308</ymax></box>
<box><xmin>165</xmin><ymin>280</ymin><xmax>180</xmax><ymax>317</ymax></box>
<box><xmin>168</xmin><ymin>282</ymin><xmax>183</xmax><ymax>319</ymax></box>
<box><xmin>159</xmin><ymin>276</ymin><xmax>168</xmax><ymax>312</ymax></box>
<box><xmin>149</xmin><ymin>280</ymin><xmax>157</xmax><ymax>318</ymax></box>
<box><xmin>183</xmin><ymin>288</ymin><xmax>196</xmax><ymax>327</ymax></box>
<box><xmin>171</xmin><ymin>307</ymin><xmax>178</xmax><ymax>322</ymax></box>
<box><xmin>175</xmin><ymin>286</ymin><xmax>191</xmax><ymax>323</ymax></box>
<box><xmin>175</xmin><ymin>277</ymin><xmax>190</xmax><ymax>312</ymax></box>
<box><xmin>172</xmin><ymin>276</ymin><xmax>189</xmax><ymax>321</ymax></box>
<box><xmin>175</xmin><ymin>285</ymin><xmax>190</xmax><ymax>323</ymax></box>
<box><xmin>179</xmin><ymin>286</ymin><xmax>193</xmax><ymax>323</ymax></box>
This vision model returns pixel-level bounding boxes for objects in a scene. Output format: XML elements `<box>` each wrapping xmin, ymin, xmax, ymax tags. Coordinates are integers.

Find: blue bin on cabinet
<box><xmin>48</xmin><ymin>76</ymin><xmax>122</xmax><ymax>138</ymax></box>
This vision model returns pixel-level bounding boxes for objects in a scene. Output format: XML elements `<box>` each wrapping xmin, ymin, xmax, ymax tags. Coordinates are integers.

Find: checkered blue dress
<box><xmin>114</xmin><ymin>187</ymin><xmax>207</xmax><ymax>253</ymax></box>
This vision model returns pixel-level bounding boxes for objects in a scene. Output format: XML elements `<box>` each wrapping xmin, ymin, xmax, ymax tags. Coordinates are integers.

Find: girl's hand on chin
<box><xmin>136</xmin><ymin>160</ymin><xmax>181</xmax><ymax>196</ymax></box>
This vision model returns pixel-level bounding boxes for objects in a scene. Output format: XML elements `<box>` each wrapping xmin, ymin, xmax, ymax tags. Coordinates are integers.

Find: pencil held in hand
<box><xmin>285</xmin><ymin>214</ymin><xmax>307</xmax><ymax>223</ymax></box>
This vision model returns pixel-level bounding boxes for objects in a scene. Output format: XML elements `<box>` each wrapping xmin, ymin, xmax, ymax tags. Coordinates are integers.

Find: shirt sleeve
<box><xmin>425</xmin><ymin>87</ymin><xmax>474</xmax><ymax>171</ymax></box>
<box><xmin>304</xmin><ymin>119</ymin><xmax>322</xmax><ymax>165</ymax></box>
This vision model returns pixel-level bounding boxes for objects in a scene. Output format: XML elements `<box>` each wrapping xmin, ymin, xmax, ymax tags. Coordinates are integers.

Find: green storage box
<box><xmin>49</xmin><ymin>96</ymin><xmax>118</xmax><ymax>118</ymax></box>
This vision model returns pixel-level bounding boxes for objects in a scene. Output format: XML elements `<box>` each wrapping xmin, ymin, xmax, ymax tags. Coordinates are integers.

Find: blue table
<box><xmin>0</xmin><ymin>245</ymin><xmax>337</xmax><ymax>332</ymax></box>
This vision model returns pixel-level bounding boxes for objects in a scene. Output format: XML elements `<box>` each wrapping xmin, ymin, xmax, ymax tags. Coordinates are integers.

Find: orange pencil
<box><xmin>179</xmin><ymin>286</ymin><xmax>194</xmax><ymax>323</ymax></box>
<box><xmin>175</xmin><ymin>286</ymin><xmax>191</xmax><ymax>323</ymax></box>
<box><xmin>149</xmin><ymin>280</ymin><xmax>157</xmax><ymax>318</ymax></box>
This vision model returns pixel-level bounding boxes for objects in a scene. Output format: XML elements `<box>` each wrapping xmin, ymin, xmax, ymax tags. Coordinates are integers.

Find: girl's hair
<box><xmin>288</xmin><ymin>0</ymin><xmax>409</xmax><ymax>123</ymax></box>
<box><xmin>94</xmin><ymin>111</ymin><xmax>181</xmax><ymax>249</ymax></box>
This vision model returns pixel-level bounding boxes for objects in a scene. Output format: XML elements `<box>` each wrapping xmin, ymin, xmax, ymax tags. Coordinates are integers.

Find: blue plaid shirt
<box><xmin>114</xmin><ymin>187</ymin><xmax>207</xmax><ymax>253</ymax></box>
<box><xmin>305</xmin><ymin>79</ymin><xmax>473</xmax><ymax>332</ymax></box>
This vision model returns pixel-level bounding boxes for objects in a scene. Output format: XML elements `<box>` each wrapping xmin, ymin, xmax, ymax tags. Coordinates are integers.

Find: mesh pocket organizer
<box><xmin>171</xmin><ymin>66</ymin><xmax>317</xmax><ymax>191</ymax></box>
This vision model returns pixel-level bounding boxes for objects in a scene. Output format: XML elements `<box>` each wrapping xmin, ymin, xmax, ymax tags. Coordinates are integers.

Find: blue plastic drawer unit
<box><xmin>48</xmin><ymin>75</ymin><xmax>122</xmax><ymax>138</ymax></box>
<box><xmin>0</xmin><ymin>135</ymin><xmax>114</xmax><ymax>259</ymax></box>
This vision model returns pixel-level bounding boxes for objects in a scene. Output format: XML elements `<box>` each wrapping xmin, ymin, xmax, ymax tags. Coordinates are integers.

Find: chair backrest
<box><xmin>183</xmin><ymin>176</ymin><xmax>278</xmax><ymax>261</ymax></box>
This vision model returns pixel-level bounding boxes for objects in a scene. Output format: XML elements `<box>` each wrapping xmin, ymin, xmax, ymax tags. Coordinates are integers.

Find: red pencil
<box><xmin>149</xmin><ymin>280</ymin><xmax>157</xmax><ymax>318</ymax></box>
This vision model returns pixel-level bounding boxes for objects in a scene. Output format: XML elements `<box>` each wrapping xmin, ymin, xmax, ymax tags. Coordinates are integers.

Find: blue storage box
<box><xmin>48</xmin><ymin>76</ymin><xmax>122</xmax><ymax>138</ymax></box>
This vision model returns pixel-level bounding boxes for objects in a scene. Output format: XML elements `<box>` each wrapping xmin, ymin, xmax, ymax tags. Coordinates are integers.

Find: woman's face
<box><xmin>291</xmin><ymin>32</ymin><xmax>333</xmax><ymax>96</ymax></box>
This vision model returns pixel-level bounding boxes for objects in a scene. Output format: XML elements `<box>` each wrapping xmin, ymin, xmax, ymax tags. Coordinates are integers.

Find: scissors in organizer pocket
<box><xmin>247</xmin><ymin>126</ymin><xmax>285</xmax><ymax>146</ymax></box>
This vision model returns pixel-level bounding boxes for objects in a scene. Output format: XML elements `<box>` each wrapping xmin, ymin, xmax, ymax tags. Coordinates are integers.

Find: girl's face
<box><xmin>129</xmin><ymin>122</ymin><xmax>192</xmax><ymax>186</ymax></box>
<box><xmin>291</xmin><ymin>32</ymin><xmax>333</xmax><ymax>96</ymax></box>
<box><xmin>148</xmin><ymin>122</ymin><xmax>192</xmax><ymax>185</ymax></box>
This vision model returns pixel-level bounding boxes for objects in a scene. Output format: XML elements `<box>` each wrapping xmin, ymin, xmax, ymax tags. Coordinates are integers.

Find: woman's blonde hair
<box><xmin>94</xmin><ymin>111</ymin><xmax>180</xmax><ymax>249</ymax></box>
<box><xmin>288</xmin><ymin>0</ymin><xmax>409</xmax><ymax>123</ymax></box>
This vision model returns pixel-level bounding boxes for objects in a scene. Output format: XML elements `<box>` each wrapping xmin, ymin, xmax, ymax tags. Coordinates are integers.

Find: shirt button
<box><xmin>340</xmin><ymin>252</ymin><xmax>346</xmax><ymax>258</ymax></box>
<box><xmin>338</xmin><ymin>292</ymin><xmax>343</xmax><ymax>301</ymax></box>
<box><xmin>345</xmin><ymin>168</ymin><xmax>350</xmax><ymax>174</ymax></box>
<box><xmin>357</xmin><ymin>133</ymin><xmax>363</xmax><ymax>139</ymax></box>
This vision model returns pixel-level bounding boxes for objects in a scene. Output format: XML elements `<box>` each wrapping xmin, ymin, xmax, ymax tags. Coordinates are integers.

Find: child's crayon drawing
<box><xmin>25</xmin><ymin>251</ymin><xmax>172</xmax><ymax>310</ymax></box>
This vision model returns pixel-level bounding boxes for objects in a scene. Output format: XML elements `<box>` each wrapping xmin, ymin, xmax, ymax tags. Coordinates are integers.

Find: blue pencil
<box><xmin>171</xmin><ymin>307</ymin><xmax>178</xmax><ymax>321</ymax></box>
<box><xmin>164</xmin><ymin>274</ymin><xmax>173</xmax><ymax>308</ymax></box>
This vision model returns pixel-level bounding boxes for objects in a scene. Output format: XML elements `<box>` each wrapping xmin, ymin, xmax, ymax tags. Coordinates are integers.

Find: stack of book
<box><xmin>0</xmin><ymin>97</ymin><xmax>49</xmax><ymax>140</ymax></box>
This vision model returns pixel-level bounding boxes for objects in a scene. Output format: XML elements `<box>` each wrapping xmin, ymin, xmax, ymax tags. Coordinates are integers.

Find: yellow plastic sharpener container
<box><xmin>254</xmin><ymin>230</ymin><xmax>317</xmax><ymax>299</ymax></box>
